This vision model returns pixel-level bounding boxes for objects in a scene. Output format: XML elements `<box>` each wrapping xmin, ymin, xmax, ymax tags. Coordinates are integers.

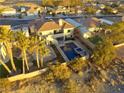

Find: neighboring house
<box><xmin>19</xmin><ymin>7</ymin><xmax>27</xmax><ymax>13</ymax></box>
<box><xmin>47</xmin><ymin>6</ymin><xmax>76</xmax><ymax>15</ymax></box>
<box><xmin>12</xmin><ymin>25</ymin><xmax>30</xmax><ymax>37</ymax></box>
<box><xmin>65</xmin><ymin>18</ymin><xmax>90</xmax><ymax>38</ymax></box>
<box><xmin>54</xmin><ymin>8</ymin><xmax>70</xmax><ymax>14</ymax></box>
<box><xmin>1</xmin><ymin>7</ymin><xmax>16</xmax><ymax>16</ymax></box>
<box><xmin>99</xmin><ymin>18</ymin><xmax>114</xmax><ymax>25</ymax></box>
<box><xmin>27</xmin><ymin>7</ymin><xmax>43</xmax><ymax>16</ymax></box>
<box><xmin>16</xmin><ymin>3</ymin><xmax>44</xmax><ymax>16</ymax></box>
<box><xmin>101</xmin><ymin>17</ymin><xmax>122</xmax><ymax>23</ymax></box>
<box><xmin>81</xmin><ymin>17</ymin><xmax>101</xmax><ymax>32</ymax></box>
<box><xmin>66</xmin><ymin>18</ymin><xmax>115</xmax><ymax>38</ymax></box>
<box><xmin>53</xmin><ymin>6</ymin><xmax>70</xmax><ymax>14</ymax></box>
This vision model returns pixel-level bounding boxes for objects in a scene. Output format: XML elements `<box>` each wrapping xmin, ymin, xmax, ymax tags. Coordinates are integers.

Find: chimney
<box><xmin>59</xmin><ymin>19</ymin><xmax>63</xmax><ymax>26</ymax></box>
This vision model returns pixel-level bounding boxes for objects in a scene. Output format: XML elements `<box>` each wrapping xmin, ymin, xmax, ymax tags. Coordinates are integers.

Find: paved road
<box><xmin>45</xmin><ymin>14</ymin><xmax>123</xmax><ymax>19</ymax></box>
<box><xmin>0</xmin><ymin>12</ymin><xmax>46</xmax><ymax>26</ymax></box>
<box><xmin>0</xmin><ymin>19</ymin><xmax>33</xmax><ymax>26</ymax></box>
<box><xmin>0</xmin><ymin>14</ymin><xmax>122</xmax><ymax>26</ymax></box>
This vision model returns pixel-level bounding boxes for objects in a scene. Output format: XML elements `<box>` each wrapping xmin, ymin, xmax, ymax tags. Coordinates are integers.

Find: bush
<box><xmin>50</xmin><ymin>63</ymin><xmax>72</xmax><ymax>81</ymax></box>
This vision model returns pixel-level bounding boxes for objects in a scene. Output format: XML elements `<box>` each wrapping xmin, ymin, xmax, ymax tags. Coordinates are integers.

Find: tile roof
<box><xmin>39</xmin><ymin>21</ymin><xmax>60</xmax><ymax>31</ymax></box>
<box><xmin>76</xmin><ymin>17</ymin><xmax>101</xmax><ymax>28</ymax></box>
<box><xmin>61</xmin><ymin>21</ymin><xmax>75</xmax><ymax>29</ymax></box>
<box><xmin>38</xmin><ymin>19</ymin><xmax>74</xmax><ymax>32</ymax></box>
<box><xmin>86</xmin><ymin>18</ymin><xmax>100</xmax><ymax>27</ymax></box>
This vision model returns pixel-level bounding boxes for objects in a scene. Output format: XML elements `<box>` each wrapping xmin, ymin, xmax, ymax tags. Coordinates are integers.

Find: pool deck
<box><xmin>55</xmin><ymin>43</ymin><xmax>69</xmax><ymax>61</ymax></box>
<box><xmin>51</xmin><ymin>45</ymin><xmax>65</xmax><ymax>63</ymax></box>
<box><xmin>55</xmin><ymin>40</ymin><xmax>89</xmax><ymax>61</ymax></box>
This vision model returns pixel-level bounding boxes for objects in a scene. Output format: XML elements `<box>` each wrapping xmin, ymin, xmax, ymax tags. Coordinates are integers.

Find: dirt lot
<box><xmin>116</xmin><ymin>45</ymin><xmax>124</xmax><ymax>59</ymax></box>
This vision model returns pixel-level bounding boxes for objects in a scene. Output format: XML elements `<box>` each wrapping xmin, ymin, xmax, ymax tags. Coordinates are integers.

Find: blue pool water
<box><xmin>61</xmin><ymin>43</ymin><xmax>80</xmax><ymax>61</ymax></box>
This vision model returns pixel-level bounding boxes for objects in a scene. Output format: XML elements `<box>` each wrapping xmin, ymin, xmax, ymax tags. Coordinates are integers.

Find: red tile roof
<box><xmin>39</xmin><ymin>21</ymin><xmax>60</xmax><ymax>31</ymax></box>
<box><xmin>38</xmin><ymin>20</ymin><xmax>74</xmax><ymax>32</ymax></box>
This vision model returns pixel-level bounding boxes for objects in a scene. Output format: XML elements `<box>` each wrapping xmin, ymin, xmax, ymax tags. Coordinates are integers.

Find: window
<box><xmin>54</xmin><ymin>30</ymin><xmax>63</xmax><ymax>34</ymax></box>
<box><xmin>68</xmin><ymin>30</ymin><xmax>71</xmax><ymax>33</ymax></box>
<box><xmin>54</xmin><ymin>30</ymin><xmax>57</xmax><ymax>34</ymax></box>
<box><xmin>59</xmin><ymin>30</ymin><xmax>63</xmax><ymax>33</ymax></box>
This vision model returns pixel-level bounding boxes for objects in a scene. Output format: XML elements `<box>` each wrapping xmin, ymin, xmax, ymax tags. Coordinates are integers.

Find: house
<box><xmin>0</xmin><ymin>7</ymin><xmax>16</xmax><ymax>16</ymax></box>
<box><xmin>30</xmin><ymin>19</ymin><xmax>75</xmax><ymax>44</ymax></box>
<box><xmin>38</xmin><ymin>19</ymin><xmax>75</xmax><ymax>38</ymax></box>
<box><xmin>16</xmin><ymin>3</ymin><xmax>44</xmax><ymax>16</ymax></box>
<box><xmin>27</xmin><ymin>6</ymin><xmax>43</xmax><ymax>16</ymax></box>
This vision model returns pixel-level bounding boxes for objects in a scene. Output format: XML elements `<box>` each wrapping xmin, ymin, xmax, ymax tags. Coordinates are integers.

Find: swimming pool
<box><xmin>60</xmin><ymin>42</ymin><xmax>80</xmax><ymax>61</ymax></box>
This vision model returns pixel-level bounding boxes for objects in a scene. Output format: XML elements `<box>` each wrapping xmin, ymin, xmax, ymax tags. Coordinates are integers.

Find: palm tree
<box><xmin>0</xmin><ymin>58</ymin><xmax>11</xmax><ymax>74</ymax></box>
<box><xmin>29</xmin><ymin>36</ymin><xmax>50</xmax><ymax>68</ymax></box>
<box><xmin>0</xmin><ymin>43</ymin><xmax>11</xmax><ymax>74</ymax></box>
<box><xmin>39</xmin><ymin>38</ymin><xmax>50</xmax><ymax>67</ymax></box>
<box><xmin>15</xmin><ymin>32</ymin><xmax>30</xmax><ymax>73</ymax></box>
<box><xmin>29</xmin><ymin>36</ymin><xmax>40</xmax><ymax>68</ymax></box>
<box><xmin>0</xmin><ymin>27</ymin><xmax>16</xmax><ymax>72</ymax></box>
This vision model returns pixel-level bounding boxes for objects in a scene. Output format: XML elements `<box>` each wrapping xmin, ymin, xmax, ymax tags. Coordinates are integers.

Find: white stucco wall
<box><xmin>39</xmin><ymin>29</ymin><xmax>54</xmax><ymax>36</ymax></box>
<box><xmin>2</xmin><ymin>10</ymin><xmax>16</xmax><ymax>16</ymax></box>
<box><xmin>64</xmin><ymin>28</ymin><xmax>73</xmax><ymax>36</ymax></box>
<box><xmin>39</xmin><ymin>27</ymin><xmax>74</xmax><ymax>38</ymax></box>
